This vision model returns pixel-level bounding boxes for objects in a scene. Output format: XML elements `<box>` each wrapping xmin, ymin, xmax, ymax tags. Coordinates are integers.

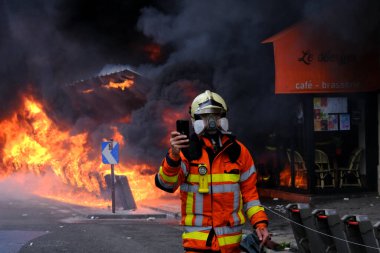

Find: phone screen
<box><xmin>176</xmin><ymin>120</ymin><xmax>190</xmax><ymax>137</ymax></box>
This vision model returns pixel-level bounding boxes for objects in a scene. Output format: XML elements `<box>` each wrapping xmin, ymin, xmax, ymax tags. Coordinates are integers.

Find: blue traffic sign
<box><xmin>102</xmin><ymin>141</ymin><xmax>119</xmax><ymax>164</ymax></box>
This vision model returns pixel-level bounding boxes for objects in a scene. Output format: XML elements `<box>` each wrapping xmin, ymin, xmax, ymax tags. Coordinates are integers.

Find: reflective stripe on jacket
<box><xmin>156</xmin><ymin>134</ymin><xmax>268</xmax><ymax>252</ymax></box>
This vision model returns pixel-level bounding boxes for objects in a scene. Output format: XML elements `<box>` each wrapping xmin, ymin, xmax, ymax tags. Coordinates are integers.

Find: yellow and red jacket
<box><xmin>155</xmin><ymin>134</ymin><xmax>268</xmax><ymax>253</ymax></box>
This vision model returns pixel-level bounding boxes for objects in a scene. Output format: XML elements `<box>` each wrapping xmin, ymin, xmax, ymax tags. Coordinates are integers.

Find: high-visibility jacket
<box><xmin>155</xmin><ymin>134</ymin><xmax>268</xmax><ymax>253</ymax></box>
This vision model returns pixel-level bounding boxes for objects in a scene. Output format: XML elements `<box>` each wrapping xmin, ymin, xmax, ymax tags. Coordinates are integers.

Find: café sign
<box><xmin>263</xmin><ymin>23</ymin><xmax>379</xmax><ymax>94</ymax></box>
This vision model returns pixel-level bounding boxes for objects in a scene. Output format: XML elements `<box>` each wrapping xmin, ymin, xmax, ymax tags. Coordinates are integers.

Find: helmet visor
<box><xmin>194</xmin><ymin>98</ymin><xmax>226</xmax><ymax>116</ymax></box>
<box><xmin>198</xmin><ymin>98</ymin><xmax>225</xmax><ymax>110</ymax></box>
<box><xmin>194</xmin><ymin>106</ymin><xmax>225</xmax><ymax>115</ymax></box>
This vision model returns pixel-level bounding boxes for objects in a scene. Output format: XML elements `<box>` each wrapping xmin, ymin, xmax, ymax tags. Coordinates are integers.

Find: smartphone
<box><xmin>176</xmin><ymin>119</ymin><xmax>190</xmax><ymax>138</ymax></box>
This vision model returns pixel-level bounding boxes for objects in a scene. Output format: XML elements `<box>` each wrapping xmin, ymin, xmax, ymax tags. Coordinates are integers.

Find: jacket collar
<box><xmin>200</xmin><ymin>134</ymin><xmax>230</xmax><ymax>150</ymax></box>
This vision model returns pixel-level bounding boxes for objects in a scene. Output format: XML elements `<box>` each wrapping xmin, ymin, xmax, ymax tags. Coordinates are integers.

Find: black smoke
<box><xmin>132</xmin><ymin>0</ymin><xmax>380</xmax><ymax>164</ymax></box>
<box><xmin>0</xmin><ymin>0</ymin><xmax>167</xmax><ymax>120</ymax></box>
<box><xmin>0</xmin><ymin>0</ymin><xmax>379</xmax><ymax>170</ymax></box>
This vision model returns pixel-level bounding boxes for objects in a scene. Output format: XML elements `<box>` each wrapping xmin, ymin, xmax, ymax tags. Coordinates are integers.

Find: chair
<box><xmin>338</xmin><ymin>148</ymin><xmax>363</xmax><ymax>187</ymax></box>
<box><xmin>314</xmin><ymin>149</ymin><xmax>335</xmax><ymax>188</ymax></box>
<box><xmin>286</xmin><ymin>150</ymin><xmax>308</xmax><ymax>189</ymax></box>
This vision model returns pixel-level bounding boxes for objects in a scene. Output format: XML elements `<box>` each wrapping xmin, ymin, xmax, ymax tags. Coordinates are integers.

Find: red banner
<box><xmin>263</xmin><ymin>23</ymin><xmax>380</xmax><ymax>94</ymax></box>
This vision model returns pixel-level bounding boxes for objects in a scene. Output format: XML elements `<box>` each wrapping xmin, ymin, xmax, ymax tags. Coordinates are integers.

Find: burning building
<box><xmin>0</xmin><ymin>66</ymin><xmax>176</xmax><ymax>208</ymax></box>
<box><xmin>1</xmin><ymin>0</ymin><xmax>379</xmax><ymax>208</ymax></box>
<box><xmin>258</xmin><ymin>21</ymin><xmax>380</xmax><ymax>197</ymax></box>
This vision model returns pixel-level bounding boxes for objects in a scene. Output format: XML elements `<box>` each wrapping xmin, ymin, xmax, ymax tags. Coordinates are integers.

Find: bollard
<box><xmin>312</xmin><ymin>209</ymin><xmax>349</xmax><ymax>253</ymax></box>
<box><xmin>286</xmin><ymin>203</ymin><xmax>323</xmax><ymax>253</ymax></box>
<box><xmin>342</xmin><ymin>215</ymin><xmax>380</xmax><ymax>253</ymax></box>
<box><xmin>286</xmin><ymin>203</ymin><xmax>310</xmax><ymax>253</ymax></box>
<box><xmin>374</xmin><ymin>222</ymin><xmax>380</xmax><ymax>249</ymax></box>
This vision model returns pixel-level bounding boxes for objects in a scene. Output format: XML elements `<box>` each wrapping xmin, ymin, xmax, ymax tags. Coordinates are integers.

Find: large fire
<box><xmin>0</xmin><ymin>95</ymin><xmax>166</xmax><ymax>208</ymax></box>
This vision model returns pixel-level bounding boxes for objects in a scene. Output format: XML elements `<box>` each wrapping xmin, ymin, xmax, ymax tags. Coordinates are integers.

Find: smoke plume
<box><xmin>0</xmin><ymin>0</ymin><xmax>379</xmax><ymax>170</ymax></box>
<box><xmin>132</xmin><ymin>0</ymin><xmax>380</xmax><ymax>161</ymax></box>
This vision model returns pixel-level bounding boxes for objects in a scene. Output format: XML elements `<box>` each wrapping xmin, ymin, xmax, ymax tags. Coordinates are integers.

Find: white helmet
<box><xmin>189</xmin><ymin>90</ymin><xmax>229</xmax><ymax>135</ymax></box>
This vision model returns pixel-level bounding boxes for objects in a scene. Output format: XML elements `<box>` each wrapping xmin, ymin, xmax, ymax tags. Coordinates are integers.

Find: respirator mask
<box><xmin>193</xmin><ymin>114</ymin><xmax>229</xmax><ymax>135</ymax></box>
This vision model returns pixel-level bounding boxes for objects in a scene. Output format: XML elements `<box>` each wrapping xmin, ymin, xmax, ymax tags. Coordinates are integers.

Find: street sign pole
<box><xmin>109</xmin><ymin>139</ymin><xmax>116</xmax><ymax>214</ymax></box>
<box><xmin>102</xmin><ymin>139</ymin><xmax>119</xmax><ymax>214</ymax></box>
<box><xmin>111</xmin><ymin>163</ymin><xmax>115</xmax><ymax>213</ymax></box>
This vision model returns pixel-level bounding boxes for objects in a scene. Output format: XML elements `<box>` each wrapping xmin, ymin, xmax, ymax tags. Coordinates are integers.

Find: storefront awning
<box><xmin>263</xmin><ymin>22</ymin><xmax>380</xmax><ymax>94</ymax></box>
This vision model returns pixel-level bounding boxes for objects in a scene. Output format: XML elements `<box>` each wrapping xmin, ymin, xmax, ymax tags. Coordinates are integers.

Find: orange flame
<box><xmin>279</xmin><ymin>163</ymin><xmax>308</xmax><ymax>189</ymax></box>
<box><xmin>0</xmin><ymin>95</ymin><xmax>168</xmax><ymax>207</ymax></box>
<box><xmin>81</xmin><ymin>88</ymin><xmax>95</xmax><ymax>94</ymax></box>
<box><xmin>279</xmin><ymin>164</ymin><xmax>292</xmax><ymax>187</ymax></box>
<box><xmin>102</xmin><ymin>79</ymin><xmax>134</xmax><ymax>91</ymax></box>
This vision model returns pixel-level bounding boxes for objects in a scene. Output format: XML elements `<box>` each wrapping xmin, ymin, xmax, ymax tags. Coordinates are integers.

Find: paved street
<box><xmin>1</xmin><ymin>190</ymin><xmax>379</xmax><ymax>253</ymax></box>
<box><xmin>0</xmin><ymin>194</ymin><xmax>183</xmax><ymax>253</ymax></box>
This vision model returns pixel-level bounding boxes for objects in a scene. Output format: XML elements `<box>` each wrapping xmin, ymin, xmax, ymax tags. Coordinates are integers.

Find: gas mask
<box><xmin>193</xmin><ymin>114</ymin><xmax>229</xmax><ymax>135</ymax></box>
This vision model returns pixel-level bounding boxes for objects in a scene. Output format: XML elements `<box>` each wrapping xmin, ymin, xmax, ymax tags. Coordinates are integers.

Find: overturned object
<box><xmin>103</xmin><ymin>175</ymin><xmax>137</xmax><ymax>210</ymax></box>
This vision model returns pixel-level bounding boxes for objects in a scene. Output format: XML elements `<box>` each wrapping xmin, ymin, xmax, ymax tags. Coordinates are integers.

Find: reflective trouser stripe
<box><xmin>185</xmin><ymin>192</ymin><xmax>194</xmax><ymax>225</ymax></box>
<box><xmin>183</xmin><ymin>226</ymin><xmax>243</xmax><ymax>246</ymax></box>
<box><xmin>184</xmin><ymin>225</ymin><xmax>243</xmax><ymax>235</ymax></box>
<box><xmin>214</xmin><ymin>225</ymin><xmax>243</xmax><ymax>235</ymax></box>
<box><xmin>184</xmin><ymin>226</ymin><xmax>212</xmax><ymax>233</ymax></box>
<box><xmin>182</xmin><ymin>231</ymin><xmax>209</xmax><ymax>241</ymax></box>
<box><xmin>246</xmin><ymin>206</ymin><xmax>265</xmax><ymax>220</ymax></box>
<box><xmin>218</xmin><ymin>234</ymin><xmax>242</xmax><ymax>246</ymax></box>
<box><xmin>240</xmin><ymin>164</ymin><xmax>256</xmax><ymax>182</ymax></box>
<box><xmin>159</xmin><ymin>166</ymin><xmax>178</xmax><ymax>183</ymax></box>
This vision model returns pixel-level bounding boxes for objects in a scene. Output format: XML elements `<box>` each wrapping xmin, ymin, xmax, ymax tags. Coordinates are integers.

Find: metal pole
<box><xmin>111</xmin><ymin>163</ymin><xmax>115</xmax><ymax>213</ymax></box>
<box><xmin>109</xmin><ymin>139</ymin><xmax>115</xmax><ymax>213</ymax></box>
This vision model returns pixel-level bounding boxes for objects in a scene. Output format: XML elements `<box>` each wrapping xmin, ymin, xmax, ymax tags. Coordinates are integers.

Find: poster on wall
<box><xmin>314</xmin><ymin>119</ymin><xmax>321</xmax><ymax>131</ymax></box>
<box><xmin>314</xmin><ymin>97</ymin><xmax>348</xmax><ymax>131</ymax></box>
<box><xmin>339</xmin><ymin>114</ymin><xmax>351</xmax><ymax>130</ymax></box>
<box><xmin>328</xmin><ymin>115</ymin><xmax>338</xmax><ymax>131</ymax></box>
<box><xmin>326</xmin><ymin>97</ymin><xmax>347</xmax><ymax>113</ymax></box>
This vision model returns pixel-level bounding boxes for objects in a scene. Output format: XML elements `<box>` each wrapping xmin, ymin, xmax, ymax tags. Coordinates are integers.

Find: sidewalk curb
<box><xmin>86</xmin><ymin>213</ymin><xmax>167</xmax><ymax>219</ymax></box>
<box><xmin>140</xmin><ymin>205</ymin><xmax>181</xmax><ymax>219</ymax></box>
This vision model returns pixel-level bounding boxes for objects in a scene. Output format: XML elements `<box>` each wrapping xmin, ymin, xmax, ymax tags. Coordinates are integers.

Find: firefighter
<box><xmin>155</xmin><ymin>90</ymin><xmax>269</xmax><ymax>253</ymax></box>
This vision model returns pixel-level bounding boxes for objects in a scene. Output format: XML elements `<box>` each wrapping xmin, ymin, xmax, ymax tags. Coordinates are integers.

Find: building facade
<box><xmin>258</xmin><ymin>22</ymin><xmax>380</xmax><ymax>195</ymax></box>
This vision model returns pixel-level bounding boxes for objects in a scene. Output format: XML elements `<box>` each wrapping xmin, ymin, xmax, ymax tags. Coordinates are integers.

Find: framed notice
<box><xmin>314</xmin><ymin>97</ymin><xmax>348</xmax><ymax>132</ymax></box>
<box><xmin>313</xmin><ymin>97</ymin><xmax>347</xmax><ymax>113</ymax></box>
<box><xmin>326</xmin><ymin>97</ymin><xmax>347</xmax><ymax>113</ymax></box>
<box><xmin>339</xmin><ymin>114</ymin><xmax>350</xmax><ymax>131</ymax></box>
